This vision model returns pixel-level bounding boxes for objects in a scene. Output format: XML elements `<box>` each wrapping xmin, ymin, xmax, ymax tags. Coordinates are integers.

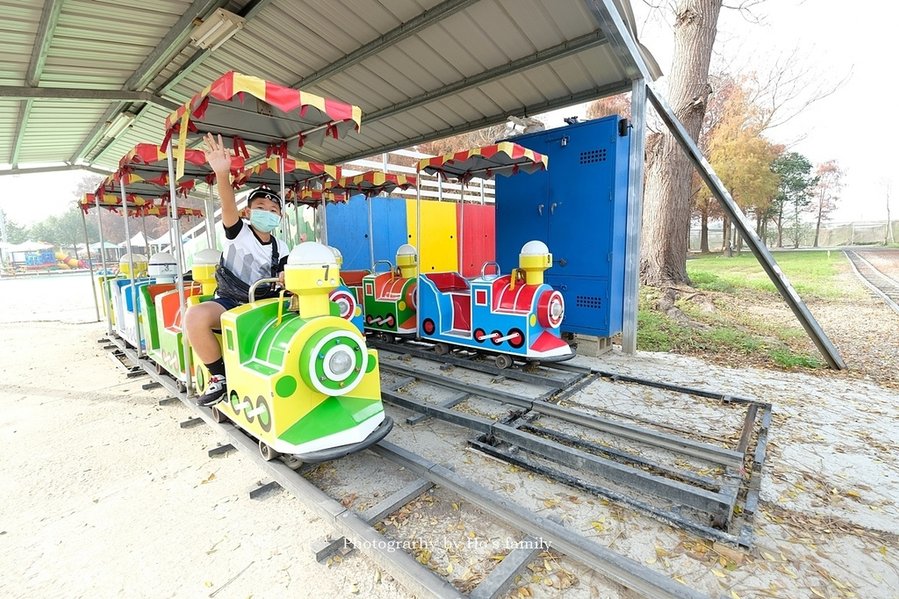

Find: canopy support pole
<box><xmin>415</xmin><ymin>177</ymin><xmax>422</xmax><ymax>339</ymax></box>
<box><xmin>621</xmin><ymin>78</ymin><xmax>646</xmax><ymax>354</ymax></box>
<box><xmin>205</xmin><ymin>183</ymin><xmax>216</xmax><ymax>249</ymax></box>
<box><xmin>166</xmin><ymin>143</ymin><xmax>194</xmax><ymax>396</ymax></box>
<box><xmin>119</xmin><ymin>179</ymin><xmax>143</xmax><ymax>356</ymax></box>
<box><xmin>293</xmin><ymin>201</ymin><xmax>301</xmax><ymax>245</ymax></box>
<box><xmin>279</xmin><ymin>155</ymin><xmax>289</xmax><ymax>246</ymax></box>
<box><xmin>80</xmin><ymin>208</ymin><xmax>100</xmax><ymax>322</ymax></box>
<box><xmin>459</xmin><ymin>182</ymin><xmax>465</xmax><ymax>276</ymax></box>
<box><xmin>321</xmin><ymin>200</ymin><xmax>329</xmax><ymax>245</ymax></box>
<box><xmin>141</xmin><ymin>216</ymin><xmax>150</xmax><ymax>257</ymax></box>
<box><xmin>95</xmin><ymin>194</ymin><xmax>113</xmax><ymax>336</ymax></box>
<box><xmin>367</xmin><ymin>194</ymin><xmax>375</xmax><ymax>270</ymax></box>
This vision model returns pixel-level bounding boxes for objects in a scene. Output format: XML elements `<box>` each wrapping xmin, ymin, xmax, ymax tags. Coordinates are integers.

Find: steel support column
<box><xmin>621</xmin><ymin>79</ymin><xmax>646</xmax><ymax>353</ymax></box>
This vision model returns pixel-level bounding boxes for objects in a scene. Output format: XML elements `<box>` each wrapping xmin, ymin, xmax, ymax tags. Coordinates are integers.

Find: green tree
<box><xmin>771</xmin><ymin>152</ymin><xmax>816</xmax><ymax>248</ymax></box>
<box><xmin>0</xmin><ymin>209</ymin><xmax>29</xmax><ymax>244</ymax></box>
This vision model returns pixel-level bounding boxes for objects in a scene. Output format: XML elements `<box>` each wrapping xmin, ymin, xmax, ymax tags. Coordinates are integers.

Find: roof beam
<box><xmin>9</xmin><ymin>101</ymin><xmax>34</xmax><ymax>168</ymax></box>
<box><xmin>0</xmin><ymin>164</ymin><xmax>112</xmax><ymax>177</ymax></box>
<box><xmin>27</xmin><ymin>0</ymin><xmax>64</xmax><ymax>88</ymax></box>
<box><xmin>291</xmin><ymin>0</ymin><xmax>479</xmax><ymax>90</ymax></box>
<box><xmin>362</xmin><ymin>30</ymin><xmax>608</xmax><ymax>126</ymax></box>
<box><xmin>71</xmin><ymin>0</ymin><xmax>227</xmax><ymax>167</ymax></box>
<box><xmin>331</xmin><ymin>79</ymin><xmax>630</xmax><ymax>164</ymax></box>
<box><xmin>0</xmin><ymin>86</ymin><xmax>179</xmax><ymax>109</ymax></box>
<box><xmin>10</xmin><ymin>0</ymin><xmax>64</xmax><ymax>168</ymax></box>
<box><xmin>124</xmin><ymin>0</ymin><xmax>228</xmax><ymax>92</ymax></box>
<box><xmin>155</xmin><ymin>0</ymin><xmax>277</xmax><ymax>95</ymax></box>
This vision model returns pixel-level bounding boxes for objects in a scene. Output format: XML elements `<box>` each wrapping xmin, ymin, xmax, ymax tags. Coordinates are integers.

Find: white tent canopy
<box><xmin>0</xmin><ymin>241</ymin><xmax>53</xmax><ymax>252</ymax></box>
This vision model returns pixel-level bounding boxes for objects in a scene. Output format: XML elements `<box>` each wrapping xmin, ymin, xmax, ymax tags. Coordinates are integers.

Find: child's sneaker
<box><xmin>197</xmin><ymin>374</ymin><xmax>227</xmax><ymax>406</ymax></box>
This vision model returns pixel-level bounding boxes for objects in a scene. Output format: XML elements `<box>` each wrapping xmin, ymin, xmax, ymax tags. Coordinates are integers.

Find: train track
<box><xmin>371</xmin><ymin>338</ymin><xmax>771</xmax><ymax>548</ymax></box>
<box><xmin>845</xmin><ymin>249</ymin><xmax>899</xmax><ymax>315</ymax></box>
<box><xmin>104</xmin><ymin>335</ymin><xmax>711</xmax><ymax>599</ymax></box>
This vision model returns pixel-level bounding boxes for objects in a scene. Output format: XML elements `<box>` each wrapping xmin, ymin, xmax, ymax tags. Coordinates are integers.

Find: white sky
<box><xmin>1</xmin><ymin>0</ymin><xmax>896</xmax><ymax>227</ymax></box>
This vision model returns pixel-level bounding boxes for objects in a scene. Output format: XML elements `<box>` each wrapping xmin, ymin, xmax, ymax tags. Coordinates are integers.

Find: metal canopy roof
<box><xmin>0</xmin><ymin>0</ymin><xmax>659</xmax><ymax>172</ymax></box>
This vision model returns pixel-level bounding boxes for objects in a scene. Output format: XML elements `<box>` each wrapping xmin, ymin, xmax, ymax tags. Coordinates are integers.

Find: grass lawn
<box><xmin>635</xmin><ymin>250</ymin><xmax>855</xmax><ymax>370</ymax></box>
<box><xmin>685</xmin><ymin>250</ymin><xmax>860</xmax><ymax>300</ymax></box>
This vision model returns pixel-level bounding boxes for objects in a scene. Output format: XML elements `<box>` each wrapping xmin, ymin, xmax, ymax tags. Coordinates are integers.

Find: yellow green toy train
<box><xmin>105</xmin><ymin>241</ymin><xmax>392</xmax><ymax>462</ymax></box>
<box><xmin>200</xmin><ymin>242</ymin><xmax>392</xmax><ymax>460</ymax></box>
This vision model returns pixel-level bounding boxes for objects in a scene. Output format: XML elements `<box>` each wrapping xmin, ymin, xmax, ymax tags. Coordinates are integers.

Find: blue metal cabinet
<box><xmin>326</xmin><ymin>194</ymin><xmax>408</xmax><ymax>271</ymax></box>
<box><xmin>496</xmin><ymin>115</ymin><xmax>630</xmax><ymax>337</ymax></box>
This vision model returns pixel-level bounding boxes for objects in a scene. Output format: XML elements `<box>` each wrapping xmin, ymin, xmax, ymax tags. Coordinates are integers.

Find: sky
<box><xmin>1</xmin><ymin>0</ymin><xmax>896</xmax><ymax>229</ymax></box>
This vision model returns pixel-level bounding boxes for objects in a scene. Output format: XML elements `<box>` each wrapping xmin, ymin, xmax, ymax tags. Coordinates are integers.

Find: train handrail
<box><xmin>249</xmin><ymin>277</ymin><xmax>280</xmax><ymax>303</ymax></box>
<box><xmin>372</xmin><ymin>260</ymin><xmax>395</xmax><ymax>278</ymax></box>
<box><xmin>480</xmin><ymin>261</ymin><xmax>501</xmax><ymax>279</ymax></box>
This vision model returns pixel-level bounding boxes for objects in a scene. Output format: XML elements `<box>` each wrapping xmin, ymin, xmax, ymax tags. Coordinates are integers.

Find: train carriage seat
<box><xmin>160</xmin><ymin>287</ymin><xmax>201</xmax><ymax>332</ymax></box>
<box><xmin>341</xmin><ymin>270</ymin><xmax>368</xmax><ymax>287</ymax></box>
<box><xmin>425</xmin><ymin>272</ymin><xmax>470</xmax><ymax>293</ymax></box>
<box><xmin>424</xmin><ymin>273</ymin><xmax>472</xmax><ymax>332</ymax></box>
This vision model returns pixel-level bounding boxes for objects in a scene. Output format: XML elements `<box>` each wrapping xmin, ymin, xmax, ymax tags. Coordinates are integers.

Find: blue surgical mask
<box><xmin>250</xmin><ymin>209</ymin><xmax>281</xmax><ymax>233</ymax></box>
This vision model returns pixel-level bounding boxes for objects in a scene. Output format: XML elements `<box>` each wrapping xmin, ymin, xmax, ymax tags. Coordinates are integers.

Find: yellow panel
<box><xmin>405</xmin><ymin>199</ymin><xmax>458</xmax><ymax>273</ymax></box>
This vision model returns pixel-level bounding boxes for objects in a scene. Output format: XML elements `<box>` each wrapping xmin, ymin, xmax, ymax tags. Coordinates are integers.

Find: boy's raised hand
<box><xmin>203</xmin><ymin>133</ymin><xmax>232</xmax><ymax>175</ymax></box>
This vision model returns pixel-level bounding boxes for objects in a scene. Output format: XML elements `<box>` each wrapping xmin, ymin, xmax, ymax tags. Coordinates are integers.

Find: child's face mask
<box><xmin>250</xmin><ymin>209</ymin><xmax>281</xmax><ymax>233</ymax></box>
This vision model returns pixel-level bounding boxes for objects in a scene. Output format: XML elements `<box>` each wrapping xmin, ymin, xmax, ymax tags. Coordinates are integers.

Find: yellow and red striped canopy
<box><xmin>80</xmin><ymin>192</ymin><xmax>150</xmax><ymax>216</ymax></box>
<box><xmin>117</xmin><ymin>142</ymin><xmax>244</xmax><ymax>186</ymax></box>
<box><xmin>80</xmin><ymin>194</ymin><xmax>203</xmax><ymax>219</ymax></box>
<box><xmin>417</xmin><ymin>142</ymin><xmax>548</xmax><ymax>183</ymax></box>
<box><xmin>285</xmin><ymin>188</ymin><xmax>348</xmax><ymax>205</ymax></box>
<box><xmin>162</xmin><ymin>71</ymin><xmax>363</xmax><ymax>164</ymax></box>
<box><xmin>233</xmin><ymin>156</ymin><xmax>340</xmax><ymax>190</ymax></box>
<box><xmin>326</xmin><ymin>171</ymin><xmax>417</xmax><ymax>197</ymax></box>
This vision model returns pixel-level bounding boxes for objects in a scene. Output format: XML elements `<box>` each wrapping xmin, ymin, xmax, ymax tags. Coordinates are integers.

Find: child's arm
<box><xmin>203</xmin><ymin>133</ymin><xmax>239</xmax><ymax>228</ymax></box>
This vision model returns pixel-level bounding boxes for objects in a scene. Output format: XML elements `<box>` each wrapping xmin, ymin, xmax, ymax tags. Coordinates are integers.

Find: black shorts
<box><xmin>210</xmin><ymin>296</ymin><xmax>242</xmax><ymax>311</ymax></box>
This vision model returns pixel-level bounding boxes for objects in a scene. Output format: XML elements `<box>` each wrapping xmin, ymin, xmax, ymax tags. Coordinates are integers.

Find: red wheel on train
<box><xmin>507</xmin><ymin>328</ymin><xmax>525</xmax><ymax>349</ymax></box>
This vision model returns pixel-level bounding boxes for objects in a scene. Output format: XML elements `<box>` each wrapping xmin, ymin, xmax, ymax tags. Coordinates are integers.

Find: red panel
<box><xmin>425</xmin><ymin>272</ymin><xmax>469</xmax><ymax>293</ymax></box>
<box><xmin>457</xmin><ymin>203</ymin><xmax>495</xmax><ymax>277</ymax></box>
<box><xmin>451</xmin><ymin>294</ymin><xmax>472</xmax><ymax>331</ymax></box>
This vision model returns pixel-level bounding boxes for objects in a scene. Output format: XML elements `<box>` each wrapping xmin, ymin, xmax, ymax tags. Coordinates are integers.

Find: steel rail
<box><xmin>380</xmin><ymin>360</ymin><xmax>744</xmax><ymax>467</ymax></box>
<box><xmin>845</xmin><ymin>250</ymin><xmax>899</xmax><ymax>315</ymax></box>
<box><xmin>382</xmin><ymin>389</ymin><xmax>732</xmax><ymax>518</ymax></box>
<box><xmin>373</xmin><ymin>442</ymin><xmax>711</xmax><ymax>599</ymax></box>
<box><xmin>468</xmin><ymin>439</ymin><xmax>744</xmax><ymax>547</ymax></box>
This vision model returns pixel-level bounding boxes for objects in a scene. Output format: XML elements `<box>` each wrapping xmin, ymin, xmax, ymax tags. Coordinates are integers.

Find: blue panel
<box><xmin>326</xmin><ymin>194</ymin><xmax>407</xmax><ymax>271</ymax></box>
<box><xmin>496</xmin><ymin>115</ymin><xmax>631</xmax><ymax>337</ymax></box>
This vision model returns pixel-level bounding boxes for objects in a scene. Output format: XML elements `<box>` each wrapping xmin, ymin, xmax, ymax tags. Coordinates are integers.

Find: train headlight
<box><xmin>537</xmin><ymin>290</ymin><xmax>565</xmax><ymax>329</ymax></box>
<box><xmin>300</xmin><ymin>328</ymin><xmax>368</xmax><ymax>396</ymax></box>
<box><xmin>326</xmin><ymin>346</ymin><xmax>355</xmax><ymax>380</ymax></box>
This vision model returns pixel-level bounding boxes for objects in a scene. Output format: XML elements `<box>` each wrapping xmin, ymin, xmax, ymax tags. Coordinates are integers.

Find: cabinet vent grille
<box><xmin>575</xmin><ymin>295</ymin><xmax>602</xmax><ymax>309</ymax></box>
<box><xmin>579</xmin><ymin>148</ymin><xmax>607</xmax><ymax>164</ymax></box>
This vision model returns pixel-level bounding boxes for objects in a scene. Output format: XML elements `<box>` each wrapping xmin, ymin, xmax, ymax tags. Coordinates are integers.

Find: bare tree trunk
<box><xmin>640</xmin><ymin>0</ymin><xmax>723</xmax><ymax>284</ymax></box>
<box><xmin>776</xmin><ymin>205</ymin><xmax>784</xmax><ymax>248</ymax></box>
<box><xmin>721</xmin><ymin>215</ymin><xmax>730</xmax><ymax>252</ymax></box>
<box><xmin>699</xmin><ymin>201</ymin><xmax>710</xmax><ymax>253</ymax></box>
<box><xmin>814</xmin><ymin>198</ymin><xmax>823</xmax><ymax>247</ymax></box>
<box><xmin>887</xmin><ymin>185</ymin><xmax>895</xmax><ymax>245</ymax></box>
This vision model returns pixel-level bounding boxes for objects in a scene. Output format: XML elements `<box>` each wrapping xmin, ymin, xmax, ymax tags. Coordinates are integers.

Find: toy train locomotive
<box><xmin>102</xmin><ymin>242</ymin><xmax>393</xmax><ymax>461</ymax></box>
<box><xmin>355</xmin><ymin>240</ymin><xmax>574</xmax><ymax>368</ymax></box>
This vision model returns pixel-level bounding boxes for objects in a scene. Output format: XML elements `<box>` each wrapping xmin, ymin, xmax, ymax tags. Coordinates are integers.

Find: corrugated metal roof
<box><xmin>1</xmin><ymin>0</ymin><xmax>658</xmax><ymax>171</ymax></box>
